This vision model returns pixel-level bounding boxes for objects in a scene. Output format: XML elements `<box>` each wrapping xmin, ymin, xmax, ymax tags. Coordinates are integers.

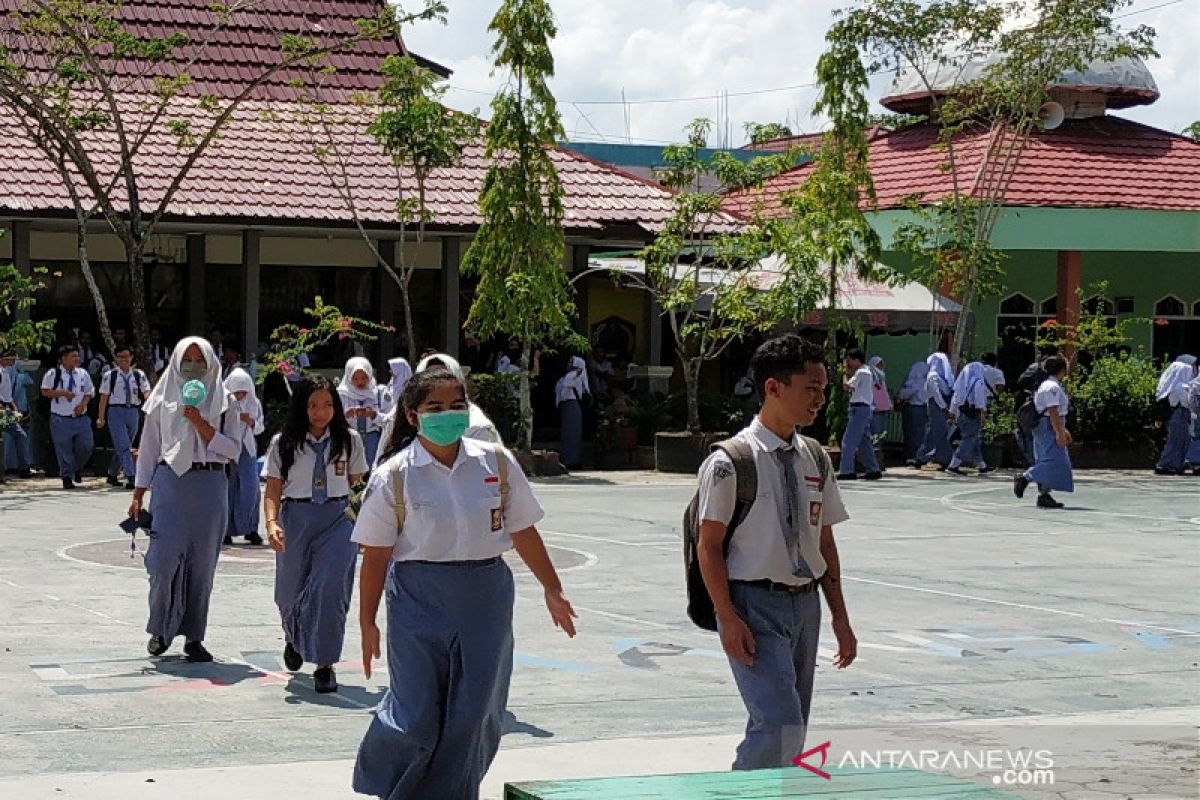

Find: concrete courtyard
<box><xmin>0</xmin><ymin>468</ymin><xmax>1196</xmax><ymax>798</ymax></box>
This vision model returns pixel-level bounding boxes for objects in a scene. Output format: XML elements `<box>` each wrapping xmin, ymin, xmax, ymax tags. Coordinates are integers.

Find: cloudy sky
<box><xmin>404</xmin><ymin>0</ymin><xmax>1200</xmax><ymax>147</ymax></box>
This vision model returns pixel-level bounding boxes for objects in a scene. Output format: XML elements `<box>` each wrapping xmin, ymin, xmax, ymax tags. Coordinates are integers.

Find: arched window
<box><xmin>1193</xmin><ymin>299</ymin><xmax>1200</xmax><ymax>317</ymax></box>
<box><xmin>1154</xmin><ymin>295</ymin><xmax>1186</xmax><ymax>317</ymax></box>
<box><xmin>1039</xmin><ymin>295</ymin><xmax>1057</xmax><ymax>316</ymax></box>
<box><xmin>1082</xmin><ymin>295</ymin><xmax>1115</xmax><ymax>316</ymax></box>
<box><xmin>999</xmin><ymin>293</ymin><xmax>1035</xmax><ymax>314</ymax></box>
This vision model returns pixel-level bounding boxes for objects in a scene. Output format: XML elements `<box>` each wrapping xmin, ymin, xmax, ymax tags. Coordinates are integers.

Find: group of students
<box><xmin>1153</xmin><ymin>353</ymin><xmax>1200</xmax><ymax>476</ymax></box>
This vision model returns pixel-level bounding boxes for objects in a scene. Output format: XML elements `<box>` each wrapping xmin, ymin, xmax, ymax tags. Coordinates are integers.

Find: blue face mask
<box><xmin>418</xmin><ymin>409</ymin><xmax>470</xmax><ymax>446</ymax></box>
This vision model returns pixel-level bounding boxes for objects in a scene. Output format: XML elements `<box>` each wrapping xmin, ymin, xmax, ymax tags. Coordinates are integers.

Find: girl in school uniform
<box><xmin>1154</xmin><ymin>355</ymin><xmax>1197</xmax><ymax>475</ymax></box>
<box><xmin>382</xmin><ymin>356</ymin><xmax>413</xmax><ymax>415</ymax></box>
<box><xmin>917</xmin><ymin>352</ymin><xmax>955</xmax><ymax>468</ymax></box>
<box><xmin>338</xmin><ymin>357</ymin><xmax>384</xmax><ymax>466</ymax></box>
<box><xmin>1188</xmin><ymin>369</ymin><xmax>1200</xmax><ymax>475</ymax></box>
<box><xmin>867</xmin><ymin>356</ymin><xmax>893</xmax><ymax>437</ymax></box>
<box><xmin>129</xmin><ymin>337</ymin><xmax>244</xmax><ymax>662</ymax></box>
<box><xmin>555</xmin><ymin>355</ymin><xmax>590</xmax><ymax>469</ymax></box>
<box><xmin>946</xmin><ymin>361</ymin><xmax>992</xmax><ymax>475</ymax></box>
<box><xmin>898</xmin><ymin>359</ymin><xmax>929</xmax><ymax>465</ymax></box>
<box><xmin>224</xmin><ymin>368</ymin><xmax>265</xmax><ymax>546</ymax></box>
<box><xmin>351</xmin><ymin>367</ymin><xmax>577</xmax><ymax>800</ymax></box>
<box><xmin>263</xmin><ymin>375</ymin><xmax>368</xmax><ymax>693</ymax></box>
<box><xmin>1014</xmin><ymin>355</ymin><xmax>1073</xmax><ymax>509</ymax></box>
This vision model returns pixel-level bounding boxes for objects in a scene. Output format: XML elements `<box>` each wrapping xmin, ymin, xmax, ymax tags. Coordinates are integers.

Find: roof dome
<box><xmin>881</xmin><ymin>49</ymin><xmax>1159</xmax><ymax>115</ymax></box>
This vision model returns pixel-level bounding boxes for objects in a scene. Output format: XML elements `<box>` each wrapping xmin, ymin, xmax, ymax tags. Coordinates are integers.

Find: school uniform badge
<box><xmin>335</xmin><ymin>460</ymin><xmax>346</xmax><ymax>477</ymax></box>
<box><xmin>808</xmin><ymin>501</ymin><xmax>822</xmax><ymax>527</ymax></box>
<box><xmin>490</xmin><ymin>507</ymin><xmax>503</xmax><ymax>532</ymax></box>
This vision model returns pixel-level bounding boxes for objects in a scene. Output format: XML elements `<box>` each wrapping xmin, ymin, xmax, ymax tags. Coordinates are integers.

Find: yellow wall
<box><xmin>586</xmin><ymin>277</ymin><xmax>647</xmax><ymax>361</ymax></box>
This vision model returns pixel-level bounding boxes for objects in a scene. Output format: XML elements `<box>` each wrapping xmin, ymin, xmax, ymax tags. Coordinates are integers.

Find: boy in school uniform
<box><xmin>40</xmin><ymin>344</ymin><xmax>95</xmax><ymax>490</ymax></box>
<box><xmin>97</xmin><ymin>345</ymin><xmax>151</xmax><ymax>489</ymax></box>
<box><xmin>837</xmin><ymin>347</ymin><xmax>882</xmax><ymax>480</ymax></box>
<box><xmin>1</xmin><ymin>350</ymin><xmax>34</xmax><ymax>477</ymax></box>
<box><xmin>696</xmin><ymin>334</ymin><xmax>857</xmax><ymax>770</ymax></box>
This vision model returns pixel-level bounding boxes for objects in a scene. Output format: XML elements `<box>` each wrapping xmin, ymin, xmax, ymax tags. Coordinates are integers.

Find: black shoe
<box><xmin>16</xmin><ymin>469</ymin><xmax>33</xmax><ymax>478</ymax></box>
<box><xmin>913</xmin><ymin>460</ymin><xmax>927</xmax><ymax>468</ymax></box>
<box><xmin>835</xmin><ymin>473</ymin><xmax>858</xmax><ymax>481</ymax></box>
<box><xmin>945</xmin><ymin>466</ymin><xmax>967</xmax><ymax>476</ymax></box>
<box><xmin>184</xmin><ymin>641</ymin><xmax>213</xmax><ymax>663</ymax></box>
<box><xmin>244</xmin><ymin>532</ymin><xmax>264</xmax><ymax>546</ymax></box>
<box><xmin>862</xmin><ymin>471</ymin><xmax>883</xmax><ymax>481</ymax></box>
<box><xmin>223</xmin><ymin>535</ymin><xmax>233</xmax><ymax>546</ymax></box>
<box><xmin>124</xmin><ymin>480</ymin><xmax>135</xmax><ymax>490</ymax></box>
<box><xmin>978</xmin><ymin>466</ymin><xmax>995</xmax><ymax>475</ymax></box>
<box><xmin>106</xmin><ymin>476</ymin><xmax>121</xmax><ymax>487</ymax></box>
<box><xmin>904</xmin><ymin>459</ymin><xmax>919</xmax><ymax>468</ymax></box>
<box><xmin>313</xmin><ymin>666</ymin><xmax>337</xmax><ymax>694</ymax></box>
<box><xmin>147</xmin><ymin>635</ymin><xmax>168</xmax><ymax>656</ymax></box>
<box><xmin>283</xmin><ymin>642</ymin><xmax>302</xmax><ymax>672</ymax></box>
<box><xmin>1013</xmin><ymin>474</ymin><xmax>1030</xmax><ymax>499</ymax></box>
<box><xmin>935</xmin><ymin>463</ymin><xmax>949</xmax><ymax>472</ymax></box>
<box><xmin>74</xmin><ymin>472</ymin><xmax>82</xmax><ymax>483</ymax></box>
<box><xmin>61</xmin><ymin>478</ymin><xmax>75</xmax><ymax>490</ymax></box>
<box><xmin>1153</xmin><ymin>467</ymin><xmax>1183</xmax><ymax>476</ymax></box>
<box><xmin>1036</xmin><ymin>494</ymin><xmax>1064</xmax><ymax>509</ymax></box>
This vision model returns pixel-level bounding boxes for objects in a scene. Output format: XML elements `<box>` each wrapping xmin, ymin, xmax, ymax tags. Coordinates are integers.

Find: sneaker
<box><xmin>147</xmin><ymin>635</ymin><xmax>168</xmax><ymax>656</ymax></box>
<box><xmin>106</xmin><ymin>476</ymin><xmax>121</xmax><ymax>487</ymax></box>
<box><xmin>862</xmin><ymin>471</ymin><xmax>883</xmax><ymax>481</ymax></box>
<box><xmin>74</xmin><ymin>472</ymin><xmax>82</xmax><ymax>483</ymax></box>
<box><xmin>835</xmin><ymin>473</ymin><xmax>858</xmax><ymax>481</ymax></box>
<box><xmin>313</xmin><ymin>666</ymin><xmax>338</xmax><ymax>694</ymax></box>
<box><xmin>283</xmin><ymin>642</ymin><xmax>302</xmax><ymax>672</ymax></box>
<box><xmin>244</xmin><ymin>532</ymin><xmax>264</xmax><ymax>546</ymax></box>
<box><xmin>978</xmin><ymin>466</ymin><xmax>995</xmax><ymax>475</ymax></box>
<box><xmin>945</xmin><ymin>466</ymin><xmax>967</xmax><ymax>476</ymax></box>
<box><xmin>124</xmin><ymin>480</ymin><xmax>136</xmax><ymax>490</ymax></box>
<box><xmin>1153</xmin><ymin>467</ymin><xmax>1183</xmax><ymax>476</ymax></box>
<box><xmin>1036</xmin><ymin>494</ymin><xmax>1064</xmax><ymax>509</ymax></box>
<box><xmin>1013</xmin><ymin>474</ymin><xmax>1030</xmax><ymax>499</ymax></box>
<box><xmin>184</xmin><ymin>641</ymin><xmax>213</xmax><ymax>663</ymax></box>
<box><xmin>61</xmin><ymin>478</ymin><xmax>75</xmax><ymax>491</ymax></box>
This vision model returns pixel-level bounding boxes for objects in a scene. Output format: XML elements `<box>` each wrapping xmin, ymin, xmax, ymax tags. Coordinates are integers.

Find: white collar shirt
<box><xmin>100</xmin><ymin>367</ymin><xmax>149</xmax><ymax>406</ymax></box>
<box><xmin>132</xmin><ymin>399</ymin><xmax>244</xmax><ymax>488</ymax></box>
<box><xmin>263</xmin><ymin>430</ymin><xmax>369</xmax><ymax>499</ymax></box>
<box><xmin>1034</xmin><ymin>377</ymin><xmax>1070</xmax><ymax>416</ymax></box>
<box><xmin>234</xmin><ymin>398</ymin><xmax>265</xmax><ymax>453</ymax></box>
<box><xmin>984</xmin><ymin>366</ymin><xmax>1006</xmax><ymax>391</ymax></box>
<box><xmin>338</xmin><ymin>387</ymin><xmax>385</xmax><ymax>434</ymax></box>
<box><xmin>41</xmin><ymin>367</ymin><xmax>94</xmax><ymax>416</ymax></box>
<box><xmin>0</xmin><ymin>368</ymin><xmax>12</xmax><ymax>406</ymax></box>
<box><xmin>352</xmin><ymin>437</ymin><xmax>544</xmax><ymax>562</ymax></box>
<box><xmin>848</xmin><ymin>365</ymin><xmax>875</xmax><ymax>406</ymax></box>
<box><xmin>696</xmin><ymin>418</ymin><xmax>849</xmax><ymax>587</ymax></box>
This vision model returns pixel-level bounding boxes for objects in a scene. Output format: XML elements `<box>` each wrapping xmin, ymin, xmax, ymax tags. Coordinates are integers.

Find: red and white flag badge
<box><xmin>803</xmin><ymin>475</ymin><xmax>821</xmax><ymax>486</ymax></box>
<box><xmin>484</xmin><ymin>476</ymin><xmax>499</xmax><ymax>485</ymax></box>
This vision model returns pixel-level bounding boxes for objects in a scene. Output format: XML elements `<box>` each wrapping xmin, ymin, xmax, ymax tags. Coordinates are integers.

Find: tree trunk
<box><xmin>683</xmin><ymin>355</ymin><xmax>701</xmax><ymax>433</ymax></box>
<box><xmin>518</xmin><ymin>341</ymin><xmax>534</xmax><ymax>451</ymax></box>
<box><xmin>400</xmin><ymin>271</ymin><xmax>417</xmax><ymax>364</ymax></box>
<box><xmin>75</xmin><ymin>220</ymin><xmax>116</xmax><ymax>356</ymax></box>
<box><xmin>127</xmin><ymin>242</ymin><xmax>153</xmax><ymax>375</ymax></box>
<box><xmin>951</xmin><ymin>263</ymin><xmax>978</xmax><ymax>365</ymax></box>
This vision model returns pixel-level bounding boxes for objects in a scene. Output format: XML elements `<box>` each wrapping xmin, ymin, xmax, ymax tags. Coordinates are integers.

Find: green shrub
<box><xmin>470</xmin><ymin>372</ymin><xmax>523</xmax><ymax>443</ymax></box>
<box><xmin>1064</xmin><ymin>353</ymin><xmax>1159</xmax><ymax>446</ymax></box>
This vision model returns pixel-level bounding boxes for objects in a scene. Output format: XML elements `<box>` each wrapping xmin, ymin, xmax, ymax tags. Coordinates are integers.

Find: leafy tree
<box><xmin>0</xmin><ymin>0</ymin><xmax>445</xmax><ymax>370</ymax></box>
<box><xmin>0</xmin><ymin>262</ymin><xmax>55</xmax><ymax>356</ymax></box>
<box><xmin>462</xmin><ymin>0</ymin><xmax>578</xmax><ymax>451</ymax></box>
<box><xmin>1183</xmin><ymin>121</ymin><xmax>1200</xmax><ymax>143</ymax></box>
<box><xmin>257</xmin><ymin>296</ymin><xmax>391</xmax><ymax>388</ymax></box>
<box><xmin>818</xmin><ymin>0</ymin><xmax>1155</xmax><ymax>361</ymax></box>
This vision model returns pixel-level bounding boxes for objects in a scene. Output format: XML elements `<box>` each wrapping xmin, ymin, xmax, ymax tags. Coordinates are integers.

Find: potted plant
<box><xmin>982</xmin><ymin>390</ymin><xmax>1017</xmax><ymax>468</ymax></box>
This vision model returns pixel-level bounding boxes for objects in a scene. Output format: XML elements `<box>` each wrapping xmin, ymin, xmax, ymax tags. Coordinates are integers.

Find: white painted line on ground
<box><xmin>541</xmin><ymin>528</ymin><xmax>676</xmax><ymax>549</ymax></box>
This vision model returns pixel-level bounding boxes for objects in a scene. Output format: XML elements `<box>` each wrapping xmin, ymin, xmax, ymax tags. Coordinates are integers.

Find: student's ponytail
<box><xmin>377</xmin><ymin>367</ymin><xmax>466</xmax><ymax>463</ymax></box>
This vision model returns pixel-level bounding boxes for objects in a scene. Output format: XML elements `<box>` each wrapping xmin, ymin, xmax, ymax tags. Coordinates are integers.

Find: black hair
<box><xmin>749</xmin><ymin>334</ymin><xmax>827</xmax><ymax>402</ymax></box>
<box><xmin>845</xmin><ymin>347</ymin><xmax>865</xmax><ymax>363</ymax></box>
<box><xmin>1043</xmin><ymin>355</ymin><xmax>1068</xmax><ymax>376</ymax></box>
<box><xmin>113</xmin><ymin>345</ymin><xmax>133</xmax><ymax>357</ymax></box>
<box><xmin>1037</xmin><ymin>343</ymin><xmax>1060</xmax><ymax>357</ymax></box>
<box><xmin>981</xmin><ymin>352</ymin><xmax>998</xmax><ymax>366</ymax></box>
<box><xmin>377</xmin><ymin>367</ymin><xmax>467</xmax><ymax>463</ymax></box>
<box><xmin>58</xmin><ymin>344</ymin><xmax>79</xmax><ymax>359</ymax></box>
<box><xmin>277</xmin><ymin>374</ymin><xmax>352</xmax><ymax>483</ymax></box>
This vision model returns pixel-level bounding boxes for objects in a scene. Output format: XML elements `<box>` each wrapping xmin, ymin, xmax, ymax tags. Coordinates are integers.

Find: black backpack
<box><xmin>682</xmin><ymin>433</ymin><xmax>829</xmax><ymax>632</ymax></box>
<box><xmin>105</xmin><ymin>367</ymin><xmax>147</xmax><ymax>398</ymax></box>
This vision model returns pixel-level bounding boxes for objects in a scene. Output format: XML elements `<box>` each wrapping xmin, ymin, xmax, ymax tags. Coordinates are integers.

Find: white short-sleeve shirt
<box><xmin>1034</xmin><ymin>377</ymin><xmax>1070</xmax><ymax>416</ymax></box>
<box><xmin>696</xmin><ymin>418</ymin><xmax>849</xmax><ymax>587</ymax></box>
<box><xmin>0</xmin><ymin>368</ymin><xmax>12</xmax><ymax>406</ymax></box>
<box><xmin>41</xmin><ymin>366</ymin><xmax>94</xmax><ymax>416</ymax></box>
<box><xmin>99</xmin><ymin>367</ymin><xmax>150</xmax><ymax>406</ymax></box>
<box><xmin>352</xmin><ymin>437</ymin><xmax>544</xmax><ymax>562</ymax></box>
<box><xmin>263</xmin><ymin>429</ymin><xmax>369</xmax><ymax>499</ymax></box>
<box><xmin>847</xmin><ymin>366</ymin><xmax>875</xmax><ymax>406</ymax></box>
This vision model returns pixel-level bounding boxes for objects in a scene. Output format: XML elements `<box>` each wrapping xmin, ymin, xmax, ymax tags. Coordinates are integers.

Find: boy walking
<box><xmin>837</xmin><ymin>348</ymin><xmax>882</xmax><ymax>480</ymax></box>
<box><xmin>696</xmin><ymin>334</ymin><xmax>857</xmax><ymax>770</ymax></box>
<box><xmin>97</xmin><ymin>346</ymin><xmax>150</xmax><ymax>489</ymax></box>
<box><xmin>40</xmin><ymin>344</ymin><xmax>95</xmax><ymax>489</ymax></box>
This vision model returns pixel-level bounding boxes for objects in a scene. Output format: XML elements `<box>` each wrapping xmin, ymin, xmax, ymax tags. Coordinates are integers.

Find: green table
<box><xmin>505</xmin><ymin>766</ymin><xmax>1025</xmax><ymax>799</ymax></box>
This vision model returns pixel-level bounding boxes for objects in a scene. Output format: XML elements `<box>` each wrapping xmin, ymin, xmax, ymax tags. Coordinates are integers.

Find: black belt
<box><xmin>109</xmin><ymin>404</ymin><xmax>140</xmax><ymax>409</ymax></box>
<box><xmin>283</xmin><ymin>496</ymin><xmax>349</xmax><ymax>504</ymax></box>
<box><xmin>731</xmin><ymin>578</ymin><xmax>820</xmax><ymax>594</ymax></box>
<box><xmin>850</xmin><ymin>402</ymin><xmax>870</xmax><ymax>407</ymax></box>
<box><xmin>160</xmin><ymin>461</ymin><xmax>227</xmax><ymax>473</ymax></box>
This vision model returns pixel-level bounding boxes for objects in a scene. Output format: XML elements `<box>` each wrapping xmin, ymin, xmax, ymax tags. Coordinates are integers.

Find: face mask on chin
<box><xmin>417</xmin><ymin>409</ymin><xmax>470</xmax><ymax>447</ymax></box>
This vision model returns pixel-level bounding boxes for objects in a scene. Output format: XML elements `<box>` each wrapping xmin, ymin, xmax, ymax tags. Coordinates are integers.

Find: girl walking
<box><xmin>351</xmin><ymin>367</ymin><xmax>577</xmax><ymax>800</ymax></box>
<box><xmin>1014</xmin><ymin>355</ymin><xmax>1073</xmax><ymax>509</ymax></box>
<box><xmin>263</xmin><ymin>375</ymin><xmax>368</xmax><ymax>693</ymax></box>
<box><xmin>338</xmin><ymin>356</ymin><xmax>385</xmax><ymax>466</ymax></box>
<box><xmin>224</xmin><ymin>367</ymin><xmax>264</xmax><ymax>545</ymax></box>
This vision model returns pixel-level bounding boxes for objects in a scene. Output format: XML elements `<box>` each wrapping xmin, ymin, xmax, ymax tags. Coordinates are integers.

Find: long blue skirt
<box><xmin>1024</xmin><ymin>417</ymin><xmax>1074</xmax><ymax>493</ymax></box>
<box><xmin>361</xmin><ymin>430</ymin><xmax>381</xmax><ymax>468</ymax></box>
<box><xmin>1156</xmin><ymin>406</ymin><xmax>1190</xmax><ymax>473</ymax></box>
<box><xmin>920</xmin><ymin>400</ymin><xmax>953</xmax><ymax>465</ymax></box>
<box><xmin>145</xmin><ymin>465</ymin><xmax>229</xmax><ymax>643</ymax></box>
<box><xmin>559</xmin><ymin>398</ymin><xmax>583</xmax><ymax>467</ymax></box>
<box><xmin>951</xmin><ymin>411</ymin><xmax>984</xmax><ymax>467</ymax></box>
<box><xmin>901</xmin><ymin>403</ymin><xmax>927</xmax><ymax>461</ymax></box>
<box><xmin>353</xmin><ymin>557</ymin><xmax>515</xmax><ymax>800</ymax></box>
<box><xmin>275</xmin><ymin>498</ymin><xmax>357</xmax><ymax>666</ymax></box>
<box><xmin>1187</xmin><ymin>411</ymin><xmax>1200</xmax><ymax>468</ymax></box>
<box><xmin>227</xmin><ymin>447</ymin><xmax>261</xmax><ymax>538</ymax></box>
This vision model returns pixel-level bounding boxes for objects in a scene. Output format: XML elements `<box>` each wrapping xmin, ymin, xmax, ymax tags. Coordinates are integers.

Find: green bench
<box><xmin>505</xmin><ymin>766</ymin><xmax>1025</xmax><ymax>798</ymax></box>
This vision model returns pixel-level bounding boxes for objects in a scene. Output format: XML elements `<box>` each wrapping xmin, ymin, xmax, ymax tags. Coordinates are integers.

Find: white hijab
<box><xmin>902</xmin><ymin>360</ymin><xmax>927</xmax><ymax>393</ymax></box>
<box><xmin>416</xmin><ymin>352</ymin><xmax>466</xmax><ymax>381</ymax></box>
<box><xmin>1156</xmin><ymin>356</ymin><xmax>1197</xmax><ymax>402</ymax></box>
<box><xmin>339</xmin><ymin>357</ymin><xmax>378</xmax><ymax>403</ymax></box>
<box><xmin>567</xmin><ymin>355</ymin><xmax>591</xmax><ymax>396</ymax></box>
<box><xmin>388</xmin><ymin>356</ymin><xmax>412</xmax><ymax>400</ymax></box>
<box><xmin>950</xmin><ymin>361</ymin><xmax>989</xmax><ymax>412</ymax></box>
<box><xmin>223</xmin><ymin>367</ymin><xmax>262</xmax><ymax>420</ymax></box>
<box><xmin>867</xmin><ymin>356</ymin><xmax>886</xmax><ymax>388</ymax></box>
<box><xmin>927</xmin><ymin>352</ymin><xmax>955</xmax><ymax>389</ymax></box>
<box><xmin>143</xmin><ymin>336</ymin><xmax>230</xmax><ymax>477</ymax></box>
<box><xmin>412</xmin><ymin>352</ymin><xmax>497</xmax><ymax>436</ymax></box>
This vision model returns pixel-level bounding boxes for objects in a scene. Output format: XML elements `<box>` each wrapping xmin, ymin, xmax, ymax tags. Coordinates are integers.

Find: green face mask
<box><xmin>179</xmin><ymin>361</ymin><xmax>207</xmax><ymax>382</ymax></box>
<box><xmin>418</xmin><ymin>409</ymin><xmax>470</xmax><ymax>446</ymax></box>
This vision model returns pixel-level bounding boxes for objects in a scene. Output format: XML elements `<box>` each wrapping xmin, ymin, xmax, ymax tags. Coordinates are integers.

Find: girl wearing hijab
<box><xmin>946</xmin><ymin>361</ymin><xmax>992</xmax><ymax>475</ymax></box>
<box><xmin>555</xmin><ymin>355</ymin><xmax>590</xmax><ymax>470</ymax></box>
<box><xmin>897</xmin><ymin>359</ymin><xmax>929</xmax><ymax>465</ymax></box>
<box><xmin>224</xmin><ymin>368</ymin><xmax>265</xmax><ymax>546</ymax></box>
<box><xmin>263</xmin><ymin>375</ymin><xmax>368</xmax><ymax>693</ymax></box>
<box><xmin>351</xmin><ymin>367</ymin><xmax>577</xmax><ymax>800</ymax></box>
<box><xmin>1014</xmin><ymin>355</ymin><xmax>1073</xmax><ymax>509</ymax></box>
<box><xmin>382</xmin><ymin>356</ymin><xmax>413</xmax><ymax>414</ymax></box>
<box><xmin>867</xmin><ymin>356</ymin><xmax>893</xmax><ymax>437</ymax></box>
<box><xmin>128</xmin><ymin>337</ymin><xmax>244</xmax><ymax>662</ymax></box>
<box><xmin>338</xmin><ymin>357</ymin><xmax>384</xmax><ymax>466</ymax></box>
<box><xmin>917</xmin><ymin>352</ymin><xmax>955</xmax><ymax>469</ymax></box>
<box><xmin>1187</xmin><ymin>369</ymin><xmax>1200</xmax><ymax>475</ymax></box>
<box><xmin>1154</xmin><ymin>355</ymin><xmax>1198</xmax><ymax>475</ymax></box>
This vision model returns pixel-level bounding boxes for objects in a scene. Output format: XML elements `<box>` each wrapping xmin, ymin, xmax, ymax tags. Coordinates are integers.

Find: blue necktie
<box><xmin>774</xmin><ymin>447</ymin><xmax>814</xmax><ymax>580</ymax></box>
<box><xmin>311</xmin><ymin>438</ymin><xmax>330</xmax><ymax>503</ymax></box>
<box><xmin>356</xmin><ymin>402</ymin><xmax>368</xmax><ymax>435</ymax></box>
<box><xmin>67</xmin><ymin>371</ymin><xmax>76</xmax><ymax>393</ymax></box>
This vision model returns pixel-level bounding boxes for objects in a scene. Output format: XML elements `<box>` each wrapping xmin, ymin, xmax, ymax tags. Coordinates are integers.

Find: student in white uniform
<box><xmin>264</xmin><ymin>374</ymin><xmax>368</xmax><ymax>693</ymax></box>
<box><xmin>867</xmin><ymin>356</ymin><xmax>893</xmax><ymax>438</ymax></box>
<box><xmin>41</xmin><ymin>344</ymin><xmax>95</xmax><ymax>490</ymax></box>
<box><xmin>897</xmin><ymin>359</ymin><xmax>929</xmax><ymax>465</ymax></box>
<box><xmin>555</xmin><ymin>355</ymin><xmax>590</xmax><ymax>469</ymax></box>
<box><xmin>97</xmin><ymin>345</ymin><xmax>150</xmax><ymax>489</ymax></box>
<box><xmin>1154</xmin><ymin>355</ymin><xmax>1197</xmax><ymax>475</ymax></box>
<box><xmin>946</xmin><ymin>361</ymin><xmax>992</xmax><ymax>475</ymax></box>
<box><xmin>696</xmin><ymin>334</ymin><xmax>856</xmax><ymax>770</ymax></box>
<box><xmin>836</xmin><ymin>348</ymin><xmax>881</xmax><ymax>480</ymax></box>
<box><xmin>129</xmin><ymin>337</ymin><xmax>244</xmax><ymax>661</ymax></box>
<box><xmin>224</xmin><ymin>368</ymin><xmax>265</xmax><ymax>546</ymax></box>
<box><xmin>382</xmin><ymin>356</ymin><xmax>412</xmax><ymax>414</ymax></box>
<box><xmin>918</xmin><ymin>351</ymin><xmax>956</xmax><ymax>468</ymax></box>
<box><xmin>351</xmin><ymin>367</ymin><xmax>577</xmax><ymax>800</ymax></box>
<box><xmin>0</xmin><ymin>350</ymin><xmax>33</xmax><ymax>477</ymax></box>
<box><xmin>1014</xmin><ymin>355</ymin><xmax>1073</xmax><ymax>509</ymax></box>
<box><xmin>338</xmin><ymin>357</ymin><xmax>384</xmax><ymax>466</ymax></box>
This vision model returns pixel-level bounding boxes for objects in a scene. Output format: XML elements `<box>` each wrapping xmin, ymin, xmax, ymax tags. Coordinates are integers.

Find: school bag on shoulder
<box><xmin>35</xmin><ymin>365</ymin><xmax>64</xmax><ymax>420</ymax></box>
<box><xmin>106</xmin><ymin>367</ymin><xmax>147</xmax><ymax>398</ymax></box>
<box><xmin>384</xmin><ymin>442</ymin><xmax>510</xmax><ymax>529</ymax></box>
<box><xmin>683</xmin><ymin>433</ymin><xmax>829</xmax><ymax>632</ymax></box>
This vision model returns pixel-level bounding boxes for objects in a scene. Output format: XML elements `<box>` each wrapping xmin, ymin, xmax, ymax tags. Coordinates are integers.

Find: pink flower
<box><xmin>1041</xmin><ymin>319</ymin><xmax>1058</xmax><ymax>328</ymax></box>
<box><xmin>278</xmin><ymin>360</ymin><xmax>296</xmax><ymax>377</ymax></box>
<box><xmin>298</xmin><ymin>328</ymin><xmax>311</xmax><ymax>334</ymax></box>
<box><xmin>339</xmin><ymin>317</ymin><xmax>353</xmax><ymax>330</ymax></box>
<box><xmin>1154</xmin><ymin>318</ymin><xmax>1169</xmax><ymax>326</ymax></box>
<box><xmin>338</xmin><ymin>333</ymin><xmax>348</xmax><ymax>340</ymax></box>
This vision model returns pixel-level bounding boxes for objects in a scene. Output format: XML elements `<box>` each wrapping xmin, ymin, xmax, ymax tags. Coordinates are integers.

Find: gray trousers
<box><xmin>721</xmin><ymin>582</ymin><xmax>822</xmax><ymax>770</ymax></box>
<box><xmin>106</xmin><ymin>406</ymin><xmax>140</xmax><ymax>479</ymax></box>
<box><xmin>838</xmin><ymin>403</ymin><xmax>879</xmax><ymax>474</ymax></box>
<box><xmin>49</xmin><ymin>414</ymin><xmax>93</xmax><ymax>478</ymax></box>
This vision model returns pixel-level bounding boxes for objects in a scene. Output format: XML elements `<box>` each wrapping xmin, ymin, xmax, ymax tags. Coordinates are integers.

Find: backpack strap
<box><xmin>488</xmin><ymin>442</ymin><xmax>511</xmax><ymax>512</ymax></box>
<box><xmin>712</xmin><ymin>437</ymin><xmax>757</xmax><ymax>538</ymax></box>
<box><xmin>797</xmin><ymin>434</ymin><xmax>830</xmax><ymax>492</ymax></box>
<box><xmin>390</xmin><ymin>457</ymin><xmax>407</xmax><ymax>532</ymax></box>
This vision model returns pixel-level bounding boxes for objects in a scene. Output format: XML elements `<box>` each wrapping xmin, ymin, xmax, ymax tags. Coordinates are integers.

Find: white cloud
<box><xmin>404</xmin><ymin>0</ymin><xmax>1200</xmax><ymax>146</ymax></box>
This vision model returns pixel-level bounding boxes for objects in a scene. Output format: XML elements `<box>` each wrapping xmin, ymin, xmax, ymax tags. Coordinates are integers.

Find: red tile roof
<box><xmin>723</xmin><ymin>116</ymin><xmax>1200</xmax><ymax>218</ymax></box>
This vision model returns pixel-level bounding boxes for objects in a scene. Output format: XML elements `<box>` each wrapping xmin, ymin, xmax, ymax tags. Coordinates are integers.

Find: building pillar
<box><xmin>11</xmin><ymin>220</ymin><xmax>31</xmax><ymax>322</ymax></box>
<box><xmin>375</xmin><ymin>239</ymin><xmax>398</xmax><ymax>362</ymax></box>
<box><xmin>646</xmin><ymin>294</ymin><xmax>663</xmax><ymax>366</ymax></box>
<box><xmin>241</xmin><ymin>230</ymin><xmax>261</xmax><ymax>365</ymax></box>
<box><xmin>571</xmin><ymin>244</ymin><xmax>590</xmax><ymax>341</ymax></box>
<box><xmin>439</xmin><ymin>237</ymin><xmax>461</xmax><ymax>358</ymax></box>
<box><xmin>186</xmin><ymin>234</ymin><xmax>206</xmax><ymax>336</ymax></box>
<box><xmin>1056</xmin><ymin>249</ymin><xmax>1082</xmax><ymax>329</ymax></box>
